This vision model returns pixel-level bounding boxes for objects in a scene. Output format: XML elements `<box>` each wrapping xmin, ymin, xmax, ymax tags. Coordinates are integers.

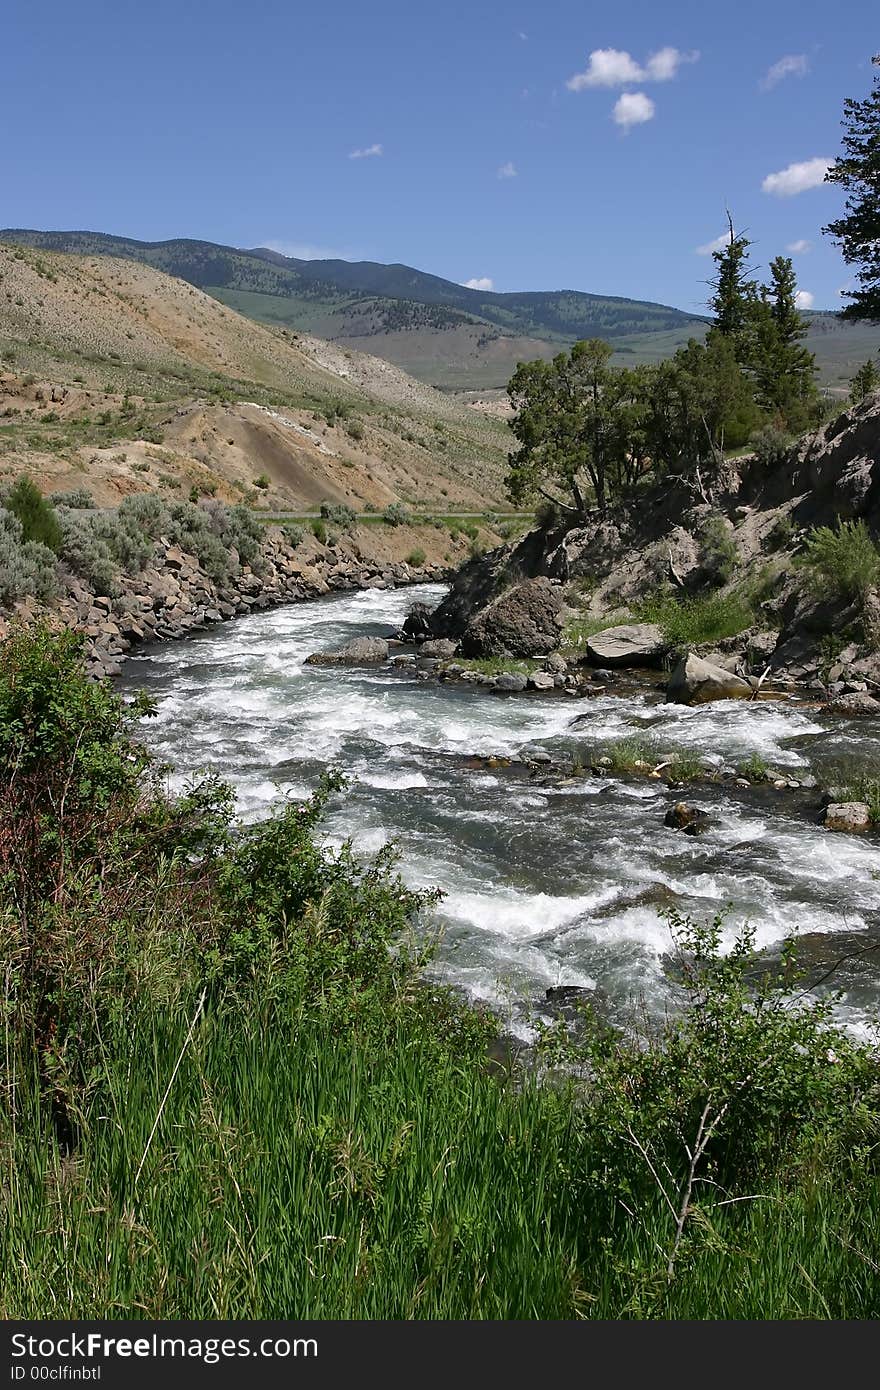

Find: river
<box><xmin>119</xmin><ymin>583</ymin><xmax>880</xmax><ymax>1039</ymax></box>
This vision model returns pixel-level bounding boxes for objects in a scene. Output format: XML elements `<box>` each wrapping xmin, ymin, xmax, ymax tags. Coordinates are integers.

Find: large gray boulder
<box><xmin>586</xmin><ymin>622</ymin><xmax>666</xmax><ymax>668</ymax></box>
<box><xmin>305</xmin><ymin>636</ymin><xmax>389</xmax><ymax>665</ymax></box>
<box><xmin>820</xmin><ymin>802</ymin><xmax>872</xmax><ymax>833</ymax></box>
<box><xmin>667</xmin><ymin>652</ymin><xmax>753</xmax><ymax>705</ymax></box>
<box><xmin>460</xmin><ymin>577</ymin><xmax>564</xmax><ymax>658</ymax></box>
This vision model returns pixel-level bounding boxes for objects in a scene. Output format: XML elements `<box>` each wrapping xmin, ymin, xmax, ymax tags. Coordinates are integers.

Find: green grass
<box><xmin>4</xmin><ymin>998</ymin><xmax>879</xmax><ymax>1319</ymax></box>
<box><xmin>635</xmin><ymin>591</ymin><xmax>755</xmax><ymax>648</ymax></box>
<box><xmin>562</xmin><ymin>610</ymin><xmax>631</xmax><ymax>653</ymax></box>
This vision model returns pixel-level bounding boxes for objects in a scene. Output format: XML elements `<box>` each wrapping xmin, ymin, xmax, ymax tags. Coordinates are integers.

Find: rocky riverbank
<box><xmin>0</xmin><ymin>522</ymin><xmax>453</xmax><ymax>678</ymax></box>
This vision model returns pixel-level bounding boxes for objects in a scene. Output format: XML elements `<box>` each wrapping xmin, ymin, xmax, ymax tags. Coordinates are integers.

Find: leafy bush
<box><xmin>383</xmin><ymin>502</ymin><xmax>411</xmax><ymax>527</ymax></box>
<box><xmin>539</xmin><ymin>910</ymin><xmax>878</xmax><ymax>1283</ymax></box>
<box><xmin>282</xmin><ymin>523</ymin><xmax>305</xmax><ymax>548</ymax></box>
<box><xmin>345</xmin><ymin>420</ymin><xmax>365</xmax><ymax>442</ymax></box>
<box><xmin>3</xmin><ymin>477</ymin><xmax>62</xmax><ymax>553</ymax></box>
<box><xmin>311</xmin><ymin>518</ymin><xmax>327</xmax><ymax>544</ymax></box>
<box><xmin>802</xmin><ymin>518</ymin><xmax>880</xmax><ymax>601</ymax></box>
<box><xmin>49</xmin><ymin>489</ymin><xmax>95</xmax><ymax>509</ymax></box>
<box><xmin>406</xmin><ymin>547</ymin><xmax>426</xmax><ymax>568</ymax></box>
<box><xmin>253</xmin><ymin>474</ymin><xmax>270</xmax><ymax>490</ymax></box>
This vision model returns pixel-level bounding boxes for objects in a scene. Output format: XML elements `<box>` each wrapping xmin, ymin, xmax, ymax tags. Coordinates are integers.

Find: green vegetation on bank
<box><xmin>0</xmin><ymin>484</ymin><xmax>264</xmax><ymax>602</ymax></box>
<box><xmin>1</xmin><ymin>628</ymin><xmax>879</xmax><ymax>1319</ymax></box>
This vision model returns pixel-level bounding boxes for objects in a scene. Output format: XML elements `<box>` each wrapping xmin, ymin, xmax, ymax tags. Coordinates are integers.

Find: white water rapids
<box><xmin>119</xmin><ymin>584</ymin><xmax>880</xmax><ymax>1039</ymax></box>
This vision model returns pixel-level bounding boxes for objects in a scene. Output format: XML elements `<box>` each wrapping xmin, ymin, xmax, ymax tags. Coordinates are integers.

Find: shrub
<box><xmin>311</xmin><ymin>518</ymin><xmax>327</xmax><ymax>544</ymax></box>
<box><xmin>406</xmin><ymin>547</ymin><xmax>426</xmax><ymax>568</ymax></box>
<box><xmin>57</xmin><ymin>513</ymin><xmax>120</xmax><ymax>593</ymax></box>
<box><xmin>320</xmin><ymin>501</ymin><xmax>357</xmax><ymax>529</ymax></box>
<box><xmin>802</xmin><ymin>519</ymin><xmax>880</xmax><ymax>601</ymax></box>
<box><xmin>382</xmin><ymin>502</ymin><xmax>410</xmax><ymax>527</ymax></box>
<box><xmin>3</xmin><ymin>476</ymin><xmax>62</xmax><ymax>553</ymax></box>
<box><xmin>253</xmin><ymin>474</ymin><xmax>270</xmax><ymax>490</ymax></box>
<box><xmin>282</xmin><ymin>523</ymin><xmax>305</xmax><ymax>548</ymax></box>
<box><xmin>698</xmin><ymin>514</ymin><xmax>738</xmax><ymax>586</ymax></box>
<box><xmin>0</xmin><ymin>511</ymin><xmax>58</xmax><ymax>605</ymax></box>
<box><xmin>750</xmin><ymin>425</ymin><xmax>792</xmax><ymax>470</ymax></box>
<box><xmin>345</xmin><ymin>420</ymin><xmax>365</xmax><ymax>442</ymax></box>
<box><xmin>49</xmin><ymin>489</ymin><xmax>95</xmax><ymax>509</ymax></box>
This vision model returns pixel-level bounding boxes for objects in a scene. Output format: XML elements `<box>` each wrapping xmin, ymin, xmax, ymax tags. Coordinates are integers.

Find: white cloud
<box><xmin>567</xmin><ymin>46</ymin><xmax>698</xmax><ymax>90</ymax></box>
<box><xmin>349</xmin><ymin>143</ymin><xmax>383</xmax><ymax>160</ymax></box>
<box><xmin>761</xmin><ymin>54</ymin><xmax>809</xmax><ymax>90</ymax></box>
<box><xmin>497</xmin><ymin>161</ymin><xmax>518</xmax><ymax>179</ymax></box>
<box><xmin>644</xmin><ymin>46</ymin><xmax>698</xmax><ymax>81</ymax></box>
<box><xmin>795</xmin><ymin>289</ymin><xmax>815</xmax><ymax>310</ymax></box>
<box><xmin>613</xmin><ymin>92</ymin><xmax>655</xmax><ymax>131</ymax></box>
<box><xmin>762</xmin><ymin>157</ymin><xmax>831</xmax><ymax>196</ymax></box>
<box><xmin>786</xmin><ymin>238</ymin><xmax>812</xmax><ymax>254</ymax></box>
<box><xmin>696</xmin><ymin>232</ymin><xmax>732</xmax><ymax>256</ymax></box>
<box><xmin>463</xmin><ymin>277</ymin><xmax>494</xmax><ymax>291</ymax></box>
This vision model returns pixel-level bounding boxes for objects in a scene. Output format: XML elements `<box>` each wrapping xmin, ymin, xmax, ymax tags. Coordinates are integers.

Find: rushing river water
<box><xmin>119</xmin><ymin>584</ymin><xmax>880</xmax><ymax>1039</ymax></box>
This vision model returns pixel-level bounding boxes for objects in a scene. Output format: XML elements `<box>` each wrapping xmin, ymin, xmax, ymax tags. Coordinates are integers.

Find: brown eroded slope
<box><xmin>0</xmin><ymin>243</ymin><xmax>510</xmax><ymax>510</ymax></box>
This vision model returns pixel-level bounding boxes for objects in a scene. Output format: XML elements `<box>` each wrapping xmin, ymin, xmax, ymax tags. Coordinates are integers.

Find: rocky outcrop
<box><xmin>305</xmin><ymin>636</ymin><xmax>389</xmax><ymax>666</ymax></box>
<box><xmin>460</xmin><ymin>577</ymin><xmax>564</xmax><ymax>658</ymax></box>
<box><xmin>667</xmin><ymin>653</ymin><xmax>754</xmax><ymax>705</ymax></box>
<box><xmin>585</xmin><ymin>623</ymin><xmax>666</xmax><ymax>668</ymax></box>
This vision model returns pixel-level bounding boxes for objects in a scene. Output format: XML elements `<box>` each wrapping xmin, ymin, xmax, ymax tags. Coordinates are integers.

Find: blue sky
<box><xmin>5</xmin><ymin>1</ymin><xmax>877</xmax><ymax>312</ymax></box>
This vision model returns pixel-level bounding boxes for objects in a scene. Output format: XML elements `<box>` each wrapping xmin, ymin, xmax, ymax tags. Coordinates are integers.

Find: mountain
<box><xmin>0</xmin><ymin>241</ymin><xmax>510</xmax><ymax>511</ymax></box>
<box><xmin>2</xmin><ymin>229</ymin><xmax>877</xmax><ymax>393</ymax></box>
<box><xmin>0</xmin><ymin>229</ymin><xmax>708</xmax><ymax>389</ymax></box>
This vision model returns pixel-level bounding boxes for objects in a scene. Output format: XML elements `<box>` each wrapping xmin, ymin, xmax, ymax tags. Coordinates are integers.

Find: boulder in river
<box><xmin>460</xmin><ymin>577</ymin><xmax>564</xmax><ymax>658</ymax></box>
<box><xmin>305</xmin><ymin>636</ymin><xmax>389</xmax><ymax>665</ymax></box>
<box><xmin>820</xmin><ymin>802</ymin><xmax>872</xmax><ymax>833</ymax></box>
<box><xmin>830</xmin><ymin>691</ymin><xmax>880</xmax><ymax>717</ymax></box>
<box><xmin>664</xmin><ymin>801</ymin><xmax>713</xmax><ymax>835</ymax></box>
<box><xmin>666</xmin><ymin>652</ymin><xmax>753</xmax><ymax>705</ymax></box>
<box><xmin>585</xmin><ymin>622</ymin><xmax>666</xmax><ymax>668</ymax></box>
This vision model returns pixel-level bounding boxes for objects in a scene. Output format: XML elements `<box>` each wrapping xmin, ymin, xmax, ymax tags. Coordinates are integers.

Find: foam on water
<box><xmin>120</xmin><ymin>583</ymin><xmax>880</xmax><ymax>1030</ymax></box>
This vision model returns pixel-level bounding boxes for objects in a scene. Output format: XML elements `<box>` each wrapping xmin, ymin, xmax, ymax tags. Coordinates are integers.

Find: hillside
<box><xmin>0</xmin><ymin>229</ymin><xmax>709</xmax><ymax>389</ymax></box>
<box><xmin>0</xmin><ymin>242</ymin><xmax>510</xmax><ymax>510</ymax></box>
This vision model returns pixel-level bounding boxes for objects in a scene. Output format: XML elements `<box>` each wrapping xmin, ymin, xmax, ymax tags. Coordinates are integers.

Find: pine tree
<box><xmin>824</xmin><ymin>56</ymin><xmax>880</xmax><ymax>322</ymax></box>
<box><xmin>753</xmin><ymin>257</ymin><xmax>818</xmax><ymax>429</ymax></box>
<box><xmin>849</xmin><ymin>357</ymin><xmax>880</xmax><ymax>403</ymax></box>
<box><xmin>708</xmin><ymin>217</ymin><xmax>759</xmax><ymax>363</ymax></box>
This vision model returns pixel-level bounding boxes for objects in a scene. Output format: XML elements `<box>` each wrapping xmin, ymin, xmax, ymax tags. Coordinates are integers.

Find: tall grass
<box><xmin>3</xmin><ymin>999</ymin><xmax>879</xmax><ymax>1319</ymax></box>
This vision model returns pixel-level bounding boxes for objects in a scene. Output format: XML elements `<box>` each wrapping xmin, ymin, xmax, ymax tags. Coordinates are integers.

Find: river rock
<box><xmin>585</xmin><ymin>622</ymin><xmax>666</xmax><ymax>668</ymax></box>
<box><xmin>419</xmin><ymin>637</ymin><xmax>458</xmax><ymax>659</ymax></box>
<box><xmin>401</xmin><ymin>602</ymin><xmax>434</xmax><ymax>639</ymax></box>
<box><xmin>820</xmin><ymin>802</ymin><xmax>872</xmax><ymax>833</ymax></box>
<box><xmin>666</xmin><ymin>652</ymin><xmax>753</xmax><ymax>705</ymax></box>
<box><xmin>528</xmin><ymin>671</ymin><xmax>555</xmax><ymax>690</ymax></box>
<box><xmin>664</xmin><ymin>801</ymin><xmax>712</xmax><ymax>835</ymax></box>
<box><xmin>830</xmin><ymin>691</ymin><xmax>880</xmax><ymax>717</ymax></box>
<box><xmin>305</xmin><ymin>636</ymin><xmax>389</xmax><ymax>666</ymax></box>
<box><xmin>494</xmin><ymin>672</ymin><xmax>528</xmax><ymax>692</ymax></box>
